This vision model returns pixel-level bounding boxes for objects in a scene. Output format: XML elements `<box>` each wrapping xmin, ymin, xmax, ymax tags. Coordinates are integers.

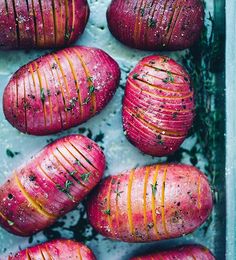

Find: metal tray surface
<box><xmin>0</xmin><ymin>0</ymin><xmax>226</xmax><ymax>259</ymax></box>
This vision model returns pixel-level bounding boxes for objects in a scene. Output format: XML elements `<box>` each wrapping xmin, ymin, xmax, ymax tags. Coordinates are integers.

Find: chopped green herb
<box><xmin>40</xmin><ymin>88</ymin><xmax>45</xmax><ymax>104</ymax></box>
<box><xmin>69</xmin><ymin>170</ymin><xmax>77</xmax><ymax>176</ymax></box>
<box><xmin>151</xmin><ymin>182</ymin><xmax>157</xmax><ymax>195</ymax></box>
<box><xmin>6</xmin><ymin>149</ymin><xmax>14</xmax><ymax>158</ymax></box>
<box><xmin>64</xmin><ymin>31</ymin><xmax>71</xmax><ymax>41</ymax></box>
<box><xmin>46</xmin><ymin>138</ymin><xmax>54</xmax><ymax>144</ymax></box>
<box><xmin>89</xmin><ymin>85</ymin><xmax>95</xmax><ymax>94</ymax></box>
<box><xmin>6</xmin><ymin>149</ymin><xmax>20</xmax><ymax>158</ymax></box>
<box><xmin>78</xmin><ymin>128</ymin><xmax>93</xmax><ymax>139</ymax></box>
<box><xmin>74</xmin><ymin>159</ymin><xmax>81</xmax><ymax>166</ymax></box>
<box><xmin>167</xmin><ymin>71</ymin><xmax>174</xmax><ymax>82</ymax></box>
<box><xmin>78</xmin><ymin>127</ymin><xmax>86</xmax><ymax>133</ymax></box>
<box><xmin>140</xmin><ymin>8</ymin><xmax>145</xmax><ymax>17</ymax></box>
<box><xmin>83</xmin><ymin>97</ymin><xmax>90</xmax><ymax>105</ymax></box>
<box><xmin>104</xmin><ymin>209</ymin><xmax>111</xmax><ymax>215</ymax></box>
<box><xmin>81</xmin><ymin>172</ymin><xmax>91</xmax><ymax>182</ymax></box>
<box><xmin>94</xmin><ymin>132</ymin><xmax>104</xmax><ymax>143</ymax></box>
<box><xmin>162</xmin><ymin>78</ymin><xmax>169</xmax><ymax>83</ymax></box>
<box><xmin>56</xmin><ymin>180</ymin><xmax>74</xmax><ymax>201</ymax></box>
<box><xmin>87</xmin><ymin>76</ymin><xmax>93</xmax><ymax>82</ymax></box>
<box><xmin>7</xmin><ymin>220</ymin><xmax>14</xmax><ymax>226</ymax></box>
<box><xmin>163</xmin><ymin>71</ymin><xmax>174</xmax><ymax>83</ymax></box>
<box><xmin>65</xmin><ymin>180</ymin><xmax>73</xmax><ymax>189</ymax></box>
<box><xmin>65</xmin><ymin>97</ymin><xmax>78</xmax><ymax>111</ymax></box>
<box><xmin>148</xmin><ymin>18</ymin><xmax>157</xmax><ymax>28</ymax></box>
<box><xmin>132</xmin><ymin>73</ymin><xmax>139</xmax><ymax>79</ymax></box>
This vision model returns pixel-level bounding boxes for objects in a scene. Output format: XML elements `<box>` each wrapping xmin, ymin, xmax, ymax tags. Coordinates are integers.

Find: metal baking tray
<box><xmin>0</xmin><ymin>0</ymin><xmax>227</xmax><ymax>259</ymax></box>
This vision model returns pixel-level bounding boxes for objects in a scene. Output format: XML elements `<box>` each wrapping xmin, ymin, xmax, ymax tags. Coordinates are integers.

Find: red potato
<box><xmin>122</xmin><ymin>55</ymin><xmax>194</xmax><ymax>157</ymax></box>
<box><xmin>0</xmin><ymin>0</ymin><xmax>90</xmax><ymax>49</ymax></box>
<box><xmin>87</xmin><ymin>164</ymin><xmax>213</xmax><ymax>242</ymax></box>
<box><xmin>107</xmin><ymin>0</ymin><xmax>204</xmax><ymax>51</ymax></box>
<box><xmin>0</xmin><ymin>134</ymin><xmax>105</xmax><ymax>236</ymax></box>
<box><xmin>9</xmin><ymin>239</ymin><xmax>96</xmax><ymax>259</ymax></box>
<box><xmin>3</xmin><ymin>46</ymin><xmax>121</xmax><ymax>135</ymax></box>
<box><xmin>130</xmin><ymin>245</ymin><xmax>215</xmax><ymax>260</ymax></box>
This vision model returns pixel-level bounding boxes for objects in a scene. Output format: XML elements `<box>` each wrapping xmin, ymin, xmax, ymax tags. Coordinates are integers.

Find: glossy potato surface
<box><xmin>107</xmin><ymin>0</ymin><xmax>204</xmax><ymax>50</ymax></box>
<box><xmin>130</xmin><ymin>245</ymin><xmax>215</xmax><ymax>260</ymax></box>
<box><xmin>0</xmin><ymin>0</ymin><xmax>90</xmax><ymax>49</ymax></box>
<box><xmin>87</xmin><ymin>164</ymin><xmax>213</xmax><ymax>242</ymax></box>
<box><xmin>122</xmin><ymin>55</ymin><xmax>194</xmax><ymax>156</ymax></box>
<box><xmin>3</xmin><ymin>46</ymin><xmax>120</xmax><ymax>135</ymax></box>
<box><xmin>9</xmin><ymin>239</ymin><xmax>96</xmax><ymax>260</ymax></box>
<box><xmin>0</xmin><ymin>134</ymin><xmax>105</xmax><ymax>236</ymax></box>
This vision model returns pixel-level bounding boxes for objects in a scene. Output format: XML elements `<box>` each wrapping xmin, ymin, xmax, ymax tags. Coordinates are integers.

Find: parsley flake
<box><xmin>132</xmin><ymin>73</ymin><xmax>139</xmax><ymax>79</ymax></box>
<box><xmin>151</xmin><ymin>182</ymin><xmax>157</xmax><ymax>195</ymax></box>
<box><xmin>104</xmin><ymin>209</ymin><xmax>111</xmax><ymax>215</ymax></box>
<box><xmin>81</xmin><ymin>172</ymin><xmax>91</xmax><ymax>182</ymax></box>
<box><xmin>40</xmin><ymin>88</ymin><xmax>45</xmax><ymax>104</ymax></box>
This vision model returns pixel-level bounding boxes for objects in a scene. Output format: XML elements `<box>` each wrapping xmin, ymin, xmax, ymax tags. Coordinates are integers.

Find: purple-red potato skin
<box><xmin>3</xmin><ymin>46</ymin><xmax>120</xmax><ymax>135</ymax></box>
<box><xmin>87</xmin><ymin>164</ymin><xmax>213</xmax><ymax>242</ymax></box>
<box><xmin>0</xmin><ymin>134</ymin><xmax>105</xmax><ymax>236</ymax></box>
<box><xmin>122</xmin><ymin>55</ymin><xmax>194</xmax><ymax>157</ymax></box>
<box><xmin>107</xmin><ymin>0</ymin><xmax>204</xmax><ymax>51</ymax></box>
<box><xmin>130</xmin><ymin>245</ymin><xmax>215</xmax><ymax>260</ymax></box>
<box><xmin>0</xmin><ymin>0</ymin><xmax>90</xmax><ymax>49</ymax></box>
<box><xmin>9</xmin><ymin>239</ymin><xmax>96</xmax><ymax>260</ymax></box>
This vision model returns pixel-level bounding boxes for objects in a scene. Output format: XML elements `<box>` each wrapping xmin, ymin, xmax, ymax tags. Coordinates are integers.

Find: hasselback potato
<box><xmin>107</xmin><ymin>0</ymin><xmax>204</xmax><ymax>50</ymax></box>
<box><xmin>3</xmin><ymin>46</ymin><xmax>120</xmax><ymax>135</ymax></box>
<box><xmin>0</xmin><ymin>0</ymin><xmax>89</xmax><ymax>49</ymax></box>
<box><xmin>122</xmin><ymin>55</ymin><xmax>194</xmax><ymax>157</ymax></box>
<box><xmin>9</xmin><ymin>239</ymin><xmax>96</xmax><ymax>259</ymax></box>
<box><xmin>0</xmin><ymin>134</ymin><xmax>105</xmax><ymax>236</ymax></box>
<box><xmin>130</xmin><ymin>245</ymin><xmax>215</xmax><ymax>260</ymax></box>
<box><xmin>87</xmin><ymin>164</ymin><xmax>213</xmax><ymax>242</ymax></box>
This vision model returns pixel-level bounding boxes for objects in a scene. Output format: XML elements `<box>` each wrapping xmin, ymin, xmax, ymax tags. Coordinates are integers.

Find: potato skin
<box><xmin>0</xmin><ymin>0</ymin><xmax>89</xmax><ymax>49</ymax></box>
<box><xmin>3</xmin><ymin>46</ymin><xmax>120</xmax><ymax>135</ymax></box>
<box><xmin>87</xmin><ymin>164</ymin><xmax>213</xmax><ymax>242</ymax></box>
<box><xmin>0</xmin><ymin>134</ymin><xmax>105</xmax><ymax>236</ymax></box>
<box><xmin>122</xmin><ymin>55</ymin><xmax>194</xmax><ymax>157</ymax></box>
<box><xmin>9</xmin><ymin>239</ymin><xmax>96</xmax><ymax>259</ymax></box>
<box><xmin>130</xmin><ymin>245</ymin><xmax>215</xmax><ymax>260</ymax></box>
<box><xmin>107</xmin><ymin>0</ymin><xmax>204</xmax><ymax>51</ymax></box>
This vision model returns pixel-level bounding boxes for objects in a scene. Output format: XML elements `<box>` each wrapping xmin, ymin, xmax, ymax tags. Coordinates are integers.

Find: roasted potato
<box><xmin>0</xmin><ymin>134</ymin><xmax>105</xmax><ymax>236</ymax></box>
<box><xmin>87</xmin><ymin>164</ymin><xmax>212</xmax><ymax>242</ymax></box>
<box><xmin>130</xmin><ymin>245</ymin><xmax>215</xmax><ymax>260</ymax></box>
<box><xmin>0</xmin><ymin>0</ymin><xmax>90</xmax><ymax>49</ymax></box>
<box><xmin>122</xmin><ymin>55</ymin><xmax>194</xmax><ymax>156</ymax></box>
<box><xmin>107</xmin><ymin>0</ymin><xmax>204</xmax><ymax>50</ymax></box>
<box><xmin>3</xmin><ymin>46</ymin><xmax>120</xmax><ymax>135</ymax></box>
<box><xmin>9</xmin><ymin>239</ymin><xmax>96</xmax><ymax>259</ymax></box>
